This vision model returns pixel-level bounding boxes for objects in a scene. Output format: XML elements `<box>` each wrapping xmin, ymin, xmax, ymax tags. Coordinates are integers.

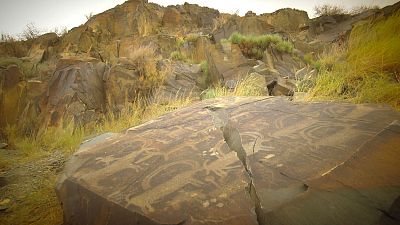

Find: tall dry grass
<box><xmin>309</xmin><ymin>12</ymin><xmax>400</xmax><ymax>110</ymax></box>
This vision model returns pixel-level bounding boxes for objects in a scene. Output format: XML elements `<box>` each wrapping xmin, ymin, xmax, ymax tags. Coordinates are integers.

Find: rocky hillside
<box><xmin>2</xmin><ymin>0</ymin><xmax>399</xmax><ymax>135</ymax></box>
<box><xmin>1</xmin><ymin>1</ymin><xmax>400</xmax><ymax>224</ymax></box>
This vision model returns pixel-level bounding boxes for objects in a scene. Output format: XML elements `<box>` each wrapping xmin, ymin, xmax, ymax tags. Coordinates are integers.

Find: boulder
<box><xmin>206</xmin><ymin>44</ymin><xmax>255</xmax><ymax>84</ymax></box>
<box><xmin>162</xmin><ymin>7</ymin><xmax>182</xmax><ymax>27</ymax></box>
<box><xmin>104</xmin><ymin>62</ymin><xmax>141</xmax><ymax>112</ymax></box>
<box><xmin>57</xmin><ymin>96</ymin><xmax>400</xmax><ymax>225</ymax></box>
<box><xmin>42</xmin><ymin>59</ymin><xmax>107</xmax><ymax>127</ymax></box>
<box><xmin>0</xmin><ymin>143</ymin><xmax>7</xmax><ymax>149</ymax></box>
<box><xmin>0</xmin><ymin>65</ymin><xmax>26</xmax><ymax>127</ymax></box>
<box><xmin>156</xmin><ymin>61</ymin><xmax>202</xmax><ymax>102</ymax></box>
<box><xmin>261</xmin><ymin>8</ymin><xmax>309</xmax><ymax>33</ymax></box>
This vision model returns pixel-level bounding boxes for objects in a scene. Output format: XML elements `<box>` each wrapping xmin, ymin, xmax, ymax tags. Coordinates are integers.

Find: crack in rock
<box><xmin>205</xmin><ymin>105</ymin><xmax>265</xmax><ymax>225</ymax></box>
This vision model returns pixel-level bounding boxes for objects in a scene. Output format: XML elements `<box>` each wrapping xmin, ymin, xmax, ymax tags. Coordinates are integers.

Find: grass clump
<box><xmin>228</xmin><ymin>32</ymin><xmax>294</xmax><ymax>59</ymax></box>
<box><xmin>128</xmin><ymin>45</ymin><xmax>166</xmax><ymax>87</ymax></box>
<box><xmin>185</xmin><ymin>33</ymin><xmax>200</xmax><ymax>43</ymax></box>
<box><xmin>170</xmin><ymin>50</ymin><xmax>184</xmax><ymax>61</ymax></box>
<box><xmin>198</xmin><ymin>60</ymin><xmax>211</xmax><ymax>88</ymax></box>
<box><xmin>309</xmin><ymin>12</ymin><xmax>400</xmax><ymax>110</ymax></box>
<box><xmin>202</xmin><ymin>74</ymin><xmax>265</xmax><ymax>99</ymax></box>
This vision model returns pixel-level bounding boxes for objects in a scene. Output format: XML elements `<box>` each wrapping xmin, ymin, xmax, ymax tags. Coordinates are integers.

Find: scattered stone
<box><xmin>0</xmin><ymin>143</ymin><xmax>8</xmax><ymax>149</ymax></box>
<box><xmin>0</xmin><ymin>198</ymin><xmax>11</xmax><ymax>211</ymax></box>
<box><xmin>216</xmin><ymin>203</ymin><xmax>224</xmax><ymax>208</ymax></box>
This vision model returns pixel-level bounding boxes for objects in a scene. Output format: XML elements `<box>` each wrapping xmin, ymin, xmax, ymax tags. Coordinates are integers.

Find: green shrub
<box><xmin>228</xmin><ymin>32</ymin><xmax>293</xmax><ymax>59</ymax></box>
<box><xmin>276</xmin><ymin>40</ymin><xmax>294</xmax><ymax>53</ymax></box>
<box><xmin>0</xmin><ymin>57</ymin><xmax>39</xmax><ymax>78</ymax></box>
<box><xmin>198</xmin><ymin>60</ymin><xmax>211</xmax><ymax>88</ymax></box>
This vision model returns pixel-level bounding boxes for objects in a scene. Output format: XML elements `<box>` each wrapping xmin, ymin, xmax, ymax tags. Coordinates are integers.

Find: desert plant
<box><xmin>276</xmin><ymin>40</ymin><xmax>294</xmax><ymax>53</ymax></box>
<box><xmin>314</xmin><ymin>4</ymin><xmax>348</xmax><ymax>16</ymax></box>
<box><xmin>350</xmin><ymin>5</ymin><xmax>380</xmax><ymax>15</ymax></box>
<box><xmin>198</xmin><ymin>60</ymin><xmax>211</xmax><ymax>88</ymax></box>
<box><xmin>128</xmin><ymin>45</ymin><xmax>166</xmax><ymax>87</ymax></box>
<box><xmin>309</xmin><ymin>12</ymin><xmax>400</xmax><ymax>110</ymax></box>
<box><xmin>52</xmin><ymin>26</ymin><xmax>68</xmax><ymax>37</ymax></box>
<box><xmin>228</xmin><ymin>32</ymin><xmax>293</xmax><ymax>59</ymax></box>
<box><xmin>202</xmin><ymin>73</ymin><xmax>266</xmax><ymax>99</ymax></box>
<box><xmin>85</xmin><ymin>12</ymin><xmax>94</xmax><ymax>21</ymax></box>
<box><xmin>185</xmin><ymin>33</ymin><xmax>200</xmax><ymax>43</ymax></box>
<box><xmin>0</xmin><ymin>33</ymin><xmax>16</xmax><ymax>42</ymax></box>
<box><xmin>21</xmin><ymin>23</ymin><xmax>41</xmax><ymax>41</ymax></box>
<box><xmin>170</xmin><ymin>50</ymin><xmax>184</xmax><ymax>61</ymax></box>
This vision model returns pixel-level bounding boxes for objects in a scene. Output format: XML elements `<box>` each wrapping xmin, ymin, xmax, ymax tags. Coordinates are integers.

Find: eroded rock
<box><xmin>57</xmin><ymin>97</ymin><xmax>400</xmax><ymax>225</ymax></box>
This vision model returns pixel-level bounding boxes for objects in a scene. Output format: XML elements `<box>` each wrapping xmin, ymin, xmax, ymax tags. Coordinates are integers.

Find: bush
<box><xmin>21</xmin><ymin>23</ymin><xmax>41</xmax><ymax>41</ymax></box>
<box><xmin>228</xmin><ymin>32</ymin><xmax>293</xmax><ymax>59</ymax></box>
<box><xmin>170</xmin><ymin>51</ymin><xmax>184</xmax><ymax>61</ymax></box>
<box><xmin>314</xmin><ymin>4</ymin><xmax>348</xmax><ymax>16</ymax></box>
<box><xmin>185</xmin><ymin>33</ymin><xmax>200</xmax><ymax>43</ymax></box>
<box><xmin>128</xmin><ymin>45</ymin><xmax>166</xmax><ymax>87</ymax></box>
<box><xmin>198</xmin><ymin>60</ymin><xmax>211</xmax><ymax>88</ymax></box>
<box><xmin>276</xmin><ymin>40</ymin><xmax>294</xmax><ymax>53</ymax></box>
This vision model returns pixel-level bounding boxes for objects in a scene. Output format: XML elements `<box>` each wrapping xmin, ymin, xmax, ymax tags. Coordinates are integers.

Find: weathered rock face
<box><xmin>103</xmin><ymin>63</ymin><xmax>141</xmax><ymax>112</ymax></box>
<box><xmin>57</xmin><ymin>96</ymin><xmax>400</xmax><ymax>225</ymax></box>
<box><xmin>0</xmin><ymin>65</ymin><xmax>26</xmax><ymax>127</ymax></box>
<box><xmin>213</xmin><ymin>16</ymin><xmax>275</xmax><ymax>43</ymax></box>
<box><xmin>261</xmin><ymin>8</ymin><xmax>309</xmax><ymax>33</ymax></box>
<box><xmin>42</xmin><ymin>59</ymin><xmax>107</xmax><ymax>127</ymax></box>
<box><xmin>156</xmin><ymin>61</ymin><xmax>202</xmax><ymax>102</ymax></box>
<box><xmin>207</xmin><ymin>44</ymin><xmax>256</xmax><ymax>85</ymax></box>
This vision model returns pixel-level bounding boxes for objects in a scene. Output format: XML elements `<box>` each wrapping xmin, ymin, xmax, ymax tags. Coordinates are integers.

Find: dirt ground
<box><xmin>0</xmin><ymin>149</ymin><xmax>65</xmax><ymax>225</ymax></box>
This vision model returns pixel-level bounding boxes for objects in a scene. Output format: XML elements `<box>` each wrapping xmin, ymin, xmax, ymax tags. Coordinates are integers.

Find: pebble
<box><xmin>216</xmin><ymin>203</ymin><xmax>224</xmax><ymax>208</ymax></box>
<box><xmin>0</xmin><ymin>143</ymin><xmax>8</xmax><ymax>149</ymax></box>
<box><xmin>264</xmin><ymin>154</ymin><xmax>275</xmax><ymax>159</ymax></box>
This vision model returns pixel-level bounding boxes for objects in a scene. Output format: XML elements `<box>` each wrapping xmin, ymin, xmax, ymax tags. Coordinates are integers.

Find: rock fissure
<box><xmin>206</xmin><ymin>106</ymin><xmax>265</xmax><ymax>225</ymax></box>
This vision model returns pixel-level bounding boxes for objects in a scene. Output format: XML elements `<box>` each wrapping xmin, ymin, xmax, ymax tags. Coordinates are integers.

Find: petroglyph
<box><xmin>57</xmin><ymin>97</ymin><xmax>400</xmax><ymax>225</ymax></box>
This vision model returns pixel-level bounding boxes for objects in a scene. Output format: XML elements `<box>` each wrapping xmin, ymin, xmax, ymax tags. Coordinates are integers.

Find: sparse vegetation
<box><xmin>0</xmin><ymin>57</ymin><xmax>39</xmax><ymax>78</ymax></box>
<box><xmin>185</xmin><ymin>33</ymin><xmax>200</xmax><ymax>43</ymax></box>
<box><xmin>128</xmin><ymin>45</ymin><xmax>167</xmax><ymax>87</ymax></box>
<box><xmin>228</xmin><ymin>32</ymin><xmax>294</xmax><ymax>59</ymax></box>
<box><xmin>198</xmin><ymin>60</ymin><xmax>211</xmax><ymax>88</ymax></box>
<box><xmin>314</xmin><ymin>4</ymin><xmax>380</xmax><ymax>17</ymax></box>
<box><xmin>21</xmin><ymin>23</ymin><xmax>41</xmax><ymax>41</ymax></box>
<box><xmin>85</xmin><ymin>12</ymin><xmax>94</xmax><ymax>21</ymax></box>
<box><xmin>1</xmin><ymin>92</ymin><xmax>193</xmax><ymax>225</ymax></box>
<box><xmin>350</xmin><ymin>5</ymin><xmax>380</xmax><ymax>15</ymax></box>
<box><xmin>202</xmin><ymin>73</ymin><xmax>265</xmax><ymax>99</ymax></box>
<box><xmin>309</xmin><ymin>12</ymin><xmax>400</xmax><ymax>110</ymax></box>
<box><xmin>170</xmin><ymin>50</ymin><xmax>184</xmax><ymax>61</ymax></box>
<box><xmin>314</xmin><ymin>4</ymin><xmax>348</xmax><ymax>16</ymax></box>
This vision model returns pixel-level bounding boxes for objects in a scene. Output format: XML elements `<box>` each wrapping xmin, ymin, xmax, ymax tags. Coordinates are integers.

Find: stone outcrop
<box><xmin>42</xmin><ymin>59</ymin><xmax>107</xmax><ymax>127</ymax></box>
<box><xmin>56</xmin><ymin>96</ymin><xmax>400</xmax><ymax>225</ymax></box>
<box><xmin>261</xmin><ymin>8</ymin><xmax>309</xmax><ymax>33</ymax></box>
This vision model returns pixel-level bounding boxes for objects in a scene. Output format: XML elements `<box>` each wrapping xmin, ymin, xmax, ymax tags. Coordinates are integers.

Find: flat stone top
<box><xmin>57</xmin><ymin>97</ymin><xmax>400</xmax><ymax>225</ymax></box>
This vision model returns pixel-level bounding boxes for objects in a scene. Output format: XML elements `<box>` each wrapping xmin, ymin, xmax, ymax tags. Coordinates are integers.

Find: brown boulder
<box><xmin>43</xmin><ymin>59</ymin><xmax>106</xmax><ymax>127</ymax></box>
<box><xmin>57</xmin><ymin>97</ymin><xmax>400</xmax><ymax>225</ymax></box>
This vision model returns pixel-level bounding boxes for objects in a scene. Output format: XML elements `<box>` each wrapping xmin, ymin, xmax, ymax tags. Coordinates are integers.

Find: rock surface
<box><xmin>57</xmin><ymin>97</ymin><xmax>400</xmax><ymax>225</ymax></box>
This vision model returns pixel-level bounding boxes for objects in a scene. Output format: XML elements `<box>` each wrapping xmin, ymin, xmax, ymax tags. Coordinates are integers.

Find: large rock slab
<box><xmin>57</xmin><ymin>97</ymin><xmax>400</xmax><ymax>225</ymax></box>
